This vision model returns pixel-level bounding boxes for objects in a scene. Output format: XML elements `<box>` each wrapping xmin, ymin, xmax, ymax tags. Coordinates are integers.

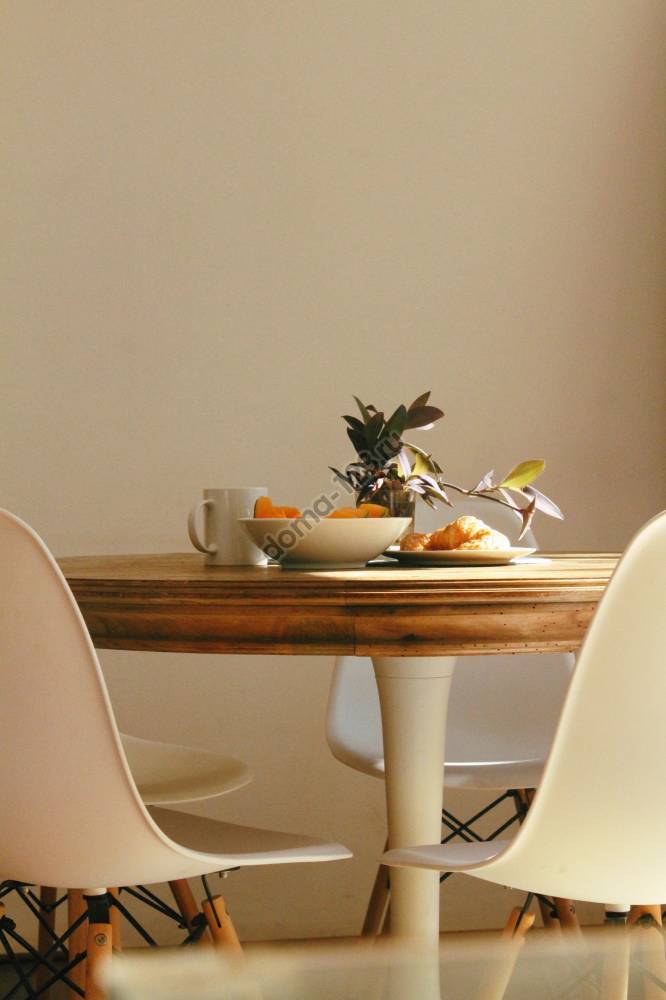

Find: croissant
<box><xmin>400</xmin><ymin>532</ymin><xmax>432</xmax><ymax>552</ymax></box>
<box><xmin>458</xmin><ymin>529</ymin><xmax>510</xmax><ymax>550</ymax></box>
<box><xmin>426</xmin><ymin>515</ymin><xmax>488</xmax><ymax>551</ymax></box>
<box><xmin>426</xmin><ymin>515</ymin><xmax>509</xmax><ymax>552</ymax></box>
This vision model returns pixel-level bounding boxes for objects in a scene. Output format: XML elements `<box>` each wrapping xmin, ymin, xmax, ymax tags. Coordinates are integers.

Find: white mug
<box><xmin>188</xmin><ymin>488</ymin><xmax>268</xmax><ymax>566</ymax></box>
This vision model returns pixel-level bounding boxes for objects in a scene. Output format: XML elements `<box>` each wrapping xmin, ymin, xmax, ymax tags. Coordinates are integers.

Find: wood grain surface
<box><xmin>58</xmin><ymin>552</ymin><xmax>619</xmax><ymax>656</ymax></box>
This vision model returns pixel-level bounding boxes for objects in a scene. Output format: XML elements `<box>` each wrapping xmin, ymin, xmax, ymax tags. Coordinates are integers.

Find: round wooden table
<box><xmin>59</xmin><ymin>552</ymin><xmax>618</xmax><ymax>941</ymax></box>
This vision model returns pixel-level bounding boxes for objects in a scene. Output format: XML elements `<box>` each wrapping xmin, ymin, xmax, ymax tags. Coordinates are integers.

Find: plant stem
<box><xmin>440</xmin><ymin>483</ymin><xmax>523</xmax><ymax>516</ymax></box>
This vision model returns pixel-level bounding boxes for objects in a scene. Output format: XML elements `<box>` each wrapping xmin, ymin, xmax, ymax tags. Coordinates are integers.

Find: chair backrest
<box><xmin>0</xmin><ymin>509</ymin><xmax>185</xmax><ymax>889</ymax></box>
<box><xmin>481</xmin><ymin>511</ymin><xmax>666</xmax><ymax>903</ymax></box>
<box><xmin>327</xmin><ymin>497</ymin><xmax>574</xmax><ymax>772</ymax></box>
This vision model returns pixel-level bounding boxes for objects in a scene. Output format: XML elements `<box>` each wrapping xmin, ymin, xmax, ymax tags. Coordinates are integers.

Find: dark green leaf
<box><xmin>329</xmin><ymin>466</ymin><xmax>352</xmax><ymax>486</ymax></box>
<box><xmin>342</xmin><ymin>414</ymin><xmax>365</xmax><ymax>432</ymax></box>
<box><xmin>375</xmin><ymin>430</ymin><xmax>402</xmax><ymax>461</ymax></box>
<box><xmin>348</xmin><ymin>469</ymin><xmax>368</xmax><ymax>488</ymax></box>
<box><xmin>404</xmin><ymin>405</ymin><xmax>445</xmax><ymax>430</ymax></box>
<box><xmin>353</xmin><ymin>395</ymin><xmax>372</xmax><ymax>423</ymax></box>
<box><xmin>346</xmin><ymin>427</ymin><xmax>367</xmax><ymax>457</ymax></box>
<box><xmin>385</xmin><ymin>404</ymin><xmax>408</xmax><ymax>442</ymax></box>
<box><xmin>364</xmin><ymin>410</ymin><xmax>385</xmax><ymax>447</ymax></box>
<box><xmin>357</xmin><ymin>477</ymin><xmax>383</xmax><ymax>503</ymax></box>
<box><xmin>408</xmin><ymin>390</ymin><xmax>431</xmax><ymax>411</ymax></box>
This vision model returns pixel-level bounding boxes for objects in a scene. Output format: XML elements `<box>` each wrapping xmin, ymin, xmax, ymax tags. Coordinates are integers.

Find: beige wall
<box><xmin>3</xmin><ymin>0</ymin><xmax>665</xmax><ymax>941</ymax></box>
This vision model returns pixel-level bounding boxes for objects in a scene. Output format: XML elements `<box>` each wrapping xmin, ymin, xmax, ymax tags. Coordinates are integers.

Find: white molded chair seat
<box><xmin>148</xmin><ymin>807</ymin><xmax>349</xmax><ymax>867</ymax></box>
<box><xmin>327</xmin><ymin>497</ymin><xmax>574</xmax><ymax>794</ymax></box>
<box><xmin>120</xmin><ymin>734</ymin><xmax>252</xmax><ymax>806</ymax></box>
<box><xmin>387</xmin><ymin>839</ymin><xmax>510</xmax><ymax>870</ymax></box>
<box><xmin>383</xmin><ymin>512</ymin><xmax>666</xmax><ymax>905</ymax></box>
<box><xmin>328</xmin><ymin>653</ymin><xmax>571</xmax><ymax>791</ymax></box>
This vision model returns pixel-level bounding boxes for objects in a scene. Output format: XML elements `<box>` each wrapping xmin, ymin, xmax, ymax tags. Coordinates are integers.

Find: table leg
<box><xmin>372</xmin><ymin>655</ymin><xmax>455</xmax><ymax>941</ymax></box>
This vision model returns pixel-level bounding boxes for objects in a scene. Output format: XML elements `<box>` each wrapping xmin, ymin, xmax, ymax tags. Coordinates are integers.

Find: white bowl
<box><xmin>239</xmin><ymin>516</ymin><xmax>411</xmax><ymax>568</ymax></box>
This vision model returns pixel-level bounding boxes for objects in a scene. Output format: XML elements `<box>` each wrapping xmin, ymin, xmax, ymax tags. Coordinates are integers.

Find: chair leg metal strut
<box><xmin>0</xmin><ymin>875</ymin><xmax>244</xmax><ymax>1000</ymax></box>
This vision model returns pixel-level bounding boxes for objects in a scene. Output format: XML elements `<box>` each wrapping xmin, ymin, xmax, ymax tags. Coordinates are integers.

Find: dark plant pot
<box><xmin>367</xmin><ymin>482</ymin><xmax>415</xmax><ymax>535</ymax></box>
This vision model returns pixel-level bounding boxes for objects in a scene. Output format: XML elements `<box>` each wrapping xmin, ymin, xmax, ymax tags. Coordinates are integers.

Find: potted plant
<box><xmin>330</xmin><ymin>392</ymin><xmax>562</xmax><ymax>538</ymax></box>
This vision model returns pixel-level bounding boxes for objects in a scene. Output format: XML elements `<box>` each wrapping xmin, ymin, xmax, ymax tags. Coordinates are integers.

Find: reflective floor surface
<box><xmin>106</xmin><ymin>924</ymin><xmax>666</xmax><ymax>1000</ymax></box>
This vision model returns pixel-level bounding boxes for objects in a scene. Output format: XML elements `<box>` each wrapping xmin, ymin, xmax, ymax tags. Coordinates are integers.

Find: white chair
<box><xmin>0</xmin><ymin>509</ymin><xmax>351</xmax><ymax>998</ymax></box>
<box><xmin>28</xmin><ymin>733</ymin><xmax>254</xmax><ymax>983</ymax></box>
<box><xmin>382</xmin><ymin>511</ymin><xmax>666</xmax><ymax>911</ymax></box>
<box><xmin>326</xmin><ymin>497</ymin><xmax>574</xmax><ymax>932</ymax></box>
<box><xmin>29</xmin><ymin>580</ymin><xmax>256</xmax><ymax>972</ymax></box>
<box><xmin>120</xmin><ymin>732</ymin><xmax>252</xmax><ymax>807</ymax></box>
<box><xmin>27</xmin><ymin>684</ymin><xmax>254</xmax><ymax>985</ymax></box>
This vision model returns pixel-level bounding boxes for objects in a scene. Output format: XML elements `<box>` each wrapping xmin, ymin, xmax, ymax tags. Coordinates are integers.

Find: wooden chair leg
<box><xmin>169</xmin><ymin>879</ymin><xmax>210</xmax><ymax>943</ymax></box>
<box><xmin>109</xmin><ymin>889</ymin><xmax>121</xmax><ymax>952</ymax></box>
<box><xmin>628</xmin><ymin>905</ymin><xmax>663</xmax><ymax>926</ymax></box>
<box><xmin>473</xmin><ymin>905</ymin><xmax>535</xmax><ymax>1000</ymax></box>
<box><xmin>361</xmin><ymin>859</ymin><xmax>391</xmax><ymax>937</ymax></box>
<box><xmin>515</xmin><ymin>788</ymin><xmax>534</xmax><ymax>815</ymax></box>
<box><xmin>536</xmin><ymin>896</ymin><xmax>562</xmax><ymax>932</ymax></box>
<box><xmin>554</xmin><ymin>898</ymin><xmax>582</xmax><ymax>935</ymax></box>
<box><xmin>36</xmin><ymin>886</ymin><xmax>58</xmax><ymax>997</ymax></box>
<box><xmin>201</xmin><ymin>894</ymin><xmax>243</xmax><ymax>953</ymax></box>
<box><xmin>68</xmin><ymin>890</ymin><xmax>87</xmax><ymax>1000</ymax></box>
<box><xmin>84</xmin><ymin>912</ymin><xmax>112</xmax><ymax>1000</ymax></box>
<box><xmin>503</xmin><ymin>905</ymin><xmax>535</xmax><ymax>939</ymax></box>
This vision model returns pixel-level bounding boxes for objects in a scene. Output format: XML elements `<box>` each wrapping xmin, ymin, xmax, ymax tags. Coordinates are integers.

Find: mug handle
<box><xmin>188</xmin><ymin>499</ymin><xmax>218</xmax><ymax>555</ymax></box>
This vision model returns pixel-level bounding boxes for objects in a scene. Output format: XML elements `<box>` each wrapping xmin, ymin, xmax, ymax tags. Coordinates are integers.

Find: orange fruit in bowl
<box><xmin>253</xmin><ymin>497</ymin><xmax>302</xmax><ymax>518</ymax></box>
<box><xmin>328</xmin><ymin>504</ymin><xmax>389</xmax><ymax>519</ymax></box>
<box><xmin>254</xmin><ymin>496</ymin><xmax>275</xmax><ymax>517</ymax></box>
<box><xmin>356</xmin><ymin>503</ymin><xmax>390</xmax><ymax>518</ymax></box>
<box><xmin>255</xmin><ymin>497</ymin><xmax>389</xmax><ymax>519</ymax></box>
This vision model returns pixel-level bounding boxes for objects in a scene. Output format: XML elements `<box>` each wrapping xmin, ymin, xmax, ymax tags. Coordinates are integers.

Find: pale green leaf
<box><xmin>498</xmin><ymin>459</ymin><xmax>545</xmax><ymax>490</ymax></box>
<box><xmin>412</xmin><ymin>450</ymin><xmax>438</xmax><ymax>477</ymax></box>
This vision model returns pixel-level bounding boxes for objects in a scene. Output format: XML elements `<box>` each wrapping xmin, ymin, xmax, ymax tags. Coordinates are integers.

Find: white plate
<box><xmin>383</xmin><ymin>546</ymin><xmax>536</xmax><ymax>566</ymax></box>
